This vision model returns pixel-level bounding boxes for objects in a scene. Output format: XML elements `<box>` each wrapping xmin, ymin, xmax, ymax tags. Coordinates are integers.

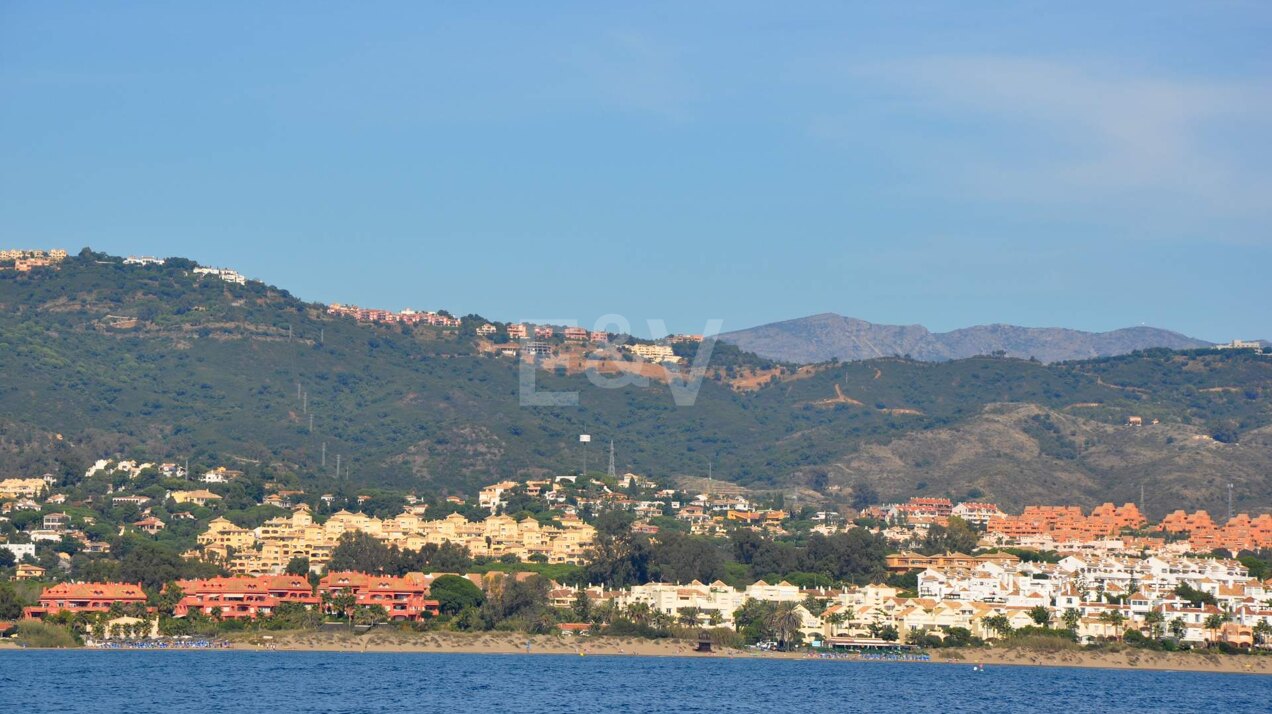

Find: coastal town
<box><xmin>1</xmin><ymin>248</ymin><xmax>1270</xmax><ymax>658</ymax></box>
<box><xmin>7</xmin><ymin>4</ymin><xmax>1272</xmax><ymax>711</ymax></box>
<box><xmin>3</xmin><ymin>462</ymin><xmax>1271</xmax><ymax>653</ymax></box>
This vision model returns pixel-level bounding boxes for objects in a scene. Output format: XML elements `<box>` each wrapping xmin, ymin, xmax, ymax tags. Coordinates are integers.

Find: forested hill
<box><xmin>2</xmin><ymin>250</ymin><xmax>1271</xmax><ymax>516</ymax></box>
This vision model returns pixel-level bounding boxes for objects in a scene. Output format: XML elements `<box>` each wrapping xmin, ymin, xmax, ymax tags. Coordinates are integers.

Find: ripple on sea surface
<box><xmin>0</xmin><ymin>651</ymin><xmax>1268</xmax><ymax>714</ymax></box>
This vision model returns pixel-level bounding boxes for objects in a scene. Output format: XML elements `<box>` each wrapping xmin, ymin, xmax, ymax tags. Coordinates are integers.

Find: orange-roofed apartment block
<box><xmin>988</xmin><ymin>504</ymin><xmax>1145</xmax><ymax>543</ymax></box>
<box><xmin>1158</xmin><ymin>509</ymin><xmax>1272</xmax><ymax>553</ymax></box>
<box><xmin>318</xmin><ymin>572</ymin><xmax>440</xmax><ymax>621</ymax></box>
<box><xmin>172</xmin><ymin>576</ymin><xmax>320</xmax><ymax>620</ymax></box>
<box><xmin>24</xmin><ymin>582</ymin><xmax>149</xmax><ymax>618</ymax></box>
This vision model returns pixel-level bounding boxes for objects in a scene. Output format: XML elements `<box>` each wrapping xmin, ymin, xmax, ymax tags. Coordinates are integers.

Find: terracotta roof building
<box><xmin>318</xmin><ymin>572</ymin><xmax>440</xmax><ymax>621</ymax></box>
<box><xmin>24</xmin><ymin>582</ymin><xmax>148</xmax><ymax>618</ymax></box>
<box><xmin>172</xmin><ymin>576</ymin><xmax>319</xmax><ymax>620</ymax></box>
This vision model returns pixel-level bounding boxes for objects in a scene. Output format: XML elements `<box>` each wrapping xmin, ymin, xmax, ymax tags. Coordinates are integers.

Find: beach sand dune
<box><xmin>222</xmin><ymin>630</ymin><xmax>1272</xmax><ymax>674</ymax></box>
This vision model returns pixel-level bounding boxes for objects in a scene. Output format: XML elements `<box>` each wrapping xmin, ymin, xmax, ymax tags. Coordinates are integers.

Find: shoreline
<box><xmin>12</xmin><ymin>631</ymin><xmax>1265</xmax><ymax>675</ymax></box>
<box><xmin>925</xmin><ymin>647</ymin><xmax>1272</xmax><ymax>676</ymax></box>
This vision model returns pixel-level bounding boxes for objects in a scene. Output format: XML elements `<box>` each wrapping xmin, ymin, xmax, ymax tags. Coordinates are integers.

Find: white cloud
<box><xmin>828</xmin><ymin>56</ymin><xmax>1272</xmax><ymax>228</ymax></box>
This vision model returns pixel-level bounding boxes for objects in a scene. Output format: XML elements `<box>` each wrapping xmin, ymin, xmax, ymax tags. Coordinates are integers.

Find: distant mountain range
<box><xmin>719</xmin><ymin>313</ymin><xmax>1221</xmax><ymax>364</ymax></box>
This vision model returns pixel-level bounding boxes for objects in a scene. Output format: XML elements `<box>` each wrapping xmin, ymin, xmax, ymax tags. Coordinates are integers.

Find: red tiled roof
<box><xmin>175</xmin><ymin>575</ymin><xmax>315</xmax><ymax>595</ymax></box>
<box><xmin>39</xmin><ymin>582</ymin><xmax>147</xmax><ymax>601</ymax></box>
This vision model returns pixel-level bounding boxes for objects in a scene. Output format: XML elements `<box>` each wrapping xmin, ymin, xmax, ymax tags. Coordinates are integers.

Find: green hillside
<box><xmin>2</xmin><ymin>250</ymin><xmax>1270</xmax><ymax>514</ymax></box>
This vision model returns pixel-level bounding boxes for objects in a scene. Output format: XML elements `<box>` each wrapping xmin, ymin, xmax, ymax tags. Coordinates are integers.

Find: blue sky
<box><xmin>2</xmin><ymin>2</ymin><xmax>1269</xmax><ymax>340</ymax></box>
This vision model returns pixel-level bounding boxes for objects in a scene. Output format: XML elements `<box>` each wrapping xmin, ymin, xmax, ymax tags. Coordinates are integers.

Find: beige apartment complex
<box><xmin>0</xmin><ymin>478</ymin><xmax>48</xmax><ymax>500</ymax></box>
<box><xmin>195</xmin><ymin>507</ymin><xmax>595</xmax><ymax>575</ymax></box>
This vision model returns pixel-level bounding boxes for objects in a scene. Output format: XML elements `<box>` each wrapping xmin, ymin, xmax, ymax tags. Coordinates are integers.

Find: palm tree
<box><xmin>1062</xmin><ymin>608</ymin><xmax>1081</xmax><ymax>633</ymax></box>
<box><xmin>1097</xmin><ymin>611</ymin><xmax>1126</xmax><ymax>641</ymax></box>
<box><xmin>825</xmin><ymin>610</ymin><xmax>849</xmax><ymax>636</ymax></box>
<box><xmin>353</xmin><ymin>605</ymin><xmax>387</xmax><ymax>627</ymax></box>
<box><xmin>650</xmin><ymin>610</ymin><xmax>674</xmax><ymax>632</ymax></box>
<box><xmin>322</xmin><ymin>591</ymin><xmax>357</xmax><ymax>628</ymax></box>
<box><xmin>677</xmin><ymin>607</ymin><xmax>703</xmax><ymax>628</ymax></box>
<box><xmin>844</xmin><ymin>606</ymin><xmax>860</xmax><ymax>633</ymax></box>
<box><xmin>1169</xmin><ymin>617</ymin><xmax>1187</xmax><ymax>641</ymax></box>
<box><xmin>1252</xmin><ymin>620</ymin><xmax>1272</xmax><ymax>647</ymax></box>
<box><xmin>1143</xmin><ymin>611</ymin><xmax>1165</xmax><ymax>640</ymax></box>
<box><xmin>981</xmin><ymin>614</ymin><xmax>1012</xmax><ymax>640</ymax></box>
<box><xmin>767</xmin><ymin>602</ymin><xmax>804</xmax><ymax>650</ymax></box>
<box><xmin>625</xmin><ymin>602</ymin><xmax>653</xmax><ymax>626</ymax></box>
<box><xmin>1203</xmin><ymin>613</ymin><xmax>1228</xmax><ymax>646</ymax></box>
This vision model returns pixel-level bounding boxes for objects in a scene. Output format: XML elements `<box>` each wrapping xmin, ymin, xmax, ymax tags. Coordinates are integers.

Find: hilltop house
<box><xmin>170</xmin><ymin>489</ymin><xmax>222</xmax><ymax>507</ymax></box>
<box><xmin>200</xmin><ymin>467</ymin><xmax>243</xmax><ymax>484</ymax></box>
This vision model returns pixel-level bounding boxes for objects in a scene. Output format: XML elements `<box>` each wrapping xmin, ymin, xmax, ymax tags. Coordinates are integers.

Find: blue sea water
<box><xmin>0</xmin><ymin>651</ymin><xmax>1268</xmax><ymax>713</ymax></box>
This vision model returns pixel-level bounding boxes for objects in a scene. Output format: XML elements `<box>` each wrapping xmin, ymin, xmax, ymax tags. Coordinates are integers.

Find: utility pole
<box><xmin>297</xmin><ymin>382</ymin><xmax>302</xmax><ymax>401</ymax></box>
<box><xmin>302</xmin><ymin>391</ymin><xmax>307</xmax><ymax>414</ymax></box>
<box><xmin>321</xmin><ymin>442</ymin><xmax>326</xmax><ymax>468</ymax></box>
<box><xmin>607</xmin><ymin>440</ymin><xmax>617</xmax><ymax>479</ymax></box>
<box><xmin>308</xmin><ymin>414</ymin><xmax>314</xmax><ymax>433</ymax></box>
<box><xmin>336</xmin><ymin>454</ymin><xmax>341</xmax><ymax>480</ymax></box>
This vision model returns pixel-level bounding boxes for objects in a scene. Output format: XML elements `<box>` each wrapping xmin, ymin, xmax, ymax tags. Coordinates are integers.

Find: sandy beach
<box><xmin>927</xmin><ymin>646</ymin><xmax>1272</xmax><ymax>675</ymax></box>
<box><xmin>219</xmin><ymin>630</ymin><xmax>1272</xmax><ymax>675</ymax></box>
<box><xmin>229</xmin><ymin>629</ymin><xmax>715</xmax><ymax>658</ymax></box>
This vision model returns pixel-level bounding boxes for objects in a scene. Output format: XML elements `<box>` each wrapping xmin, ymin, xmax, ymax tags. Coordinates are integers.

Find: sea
<box><xmin>0</xmin><ymin>651</ymin><xmax>1268</xmax><ymax>713</ymax></box>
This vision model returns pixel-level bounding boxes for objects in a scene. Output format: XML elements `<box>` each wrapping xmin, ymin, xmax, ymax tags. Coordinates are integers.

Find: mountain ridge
<box><xmin>719</xmin><ymin>313</ymin><xmax>1220</xmax><ymax>364</ymax></box>
<box><xmin>2</xmin><ymin>250</ymin><xmax>1271</xmax><ymax>515</ymax></box>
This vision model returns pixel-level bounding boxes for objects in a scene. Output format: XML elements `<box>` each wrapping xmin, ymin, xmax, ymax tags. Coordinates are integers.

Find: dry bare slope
<box><xmin>818</xmin><ymin>403</ymin><xmax>1272</xmax><ymax>518</ymax></box>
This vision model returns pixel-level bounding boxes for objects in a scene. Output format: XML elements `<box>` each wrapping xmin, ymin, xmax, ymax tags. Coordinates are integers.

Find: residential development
<box><xmin>193</xmin><ymin>507</ymin><xmax>596</xmax><ymax>575</ymax></box>
<box><xmin>4</xmin><ymin>459</ymin><xmax>1272</xmax><ymax>651</ymax></box>
<box><xmin>0</xmin><ymin>248</ymin><xmax>68</xmax><ymax>272</ymax></box>
<box><xmin>327</xmin><ymin>304</ymin><xmax>461</xmax><ymax>327</ymax></box>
